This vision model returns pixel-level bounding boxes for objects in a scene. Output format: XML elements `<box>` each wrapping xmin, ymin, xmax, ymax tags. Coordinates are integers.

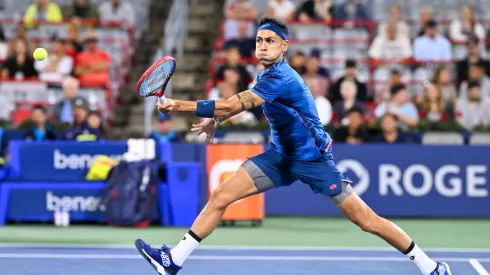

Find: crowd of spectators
<box><xmin>0</xmin><ymin>0</ymin><xmax>138</xmax><ymax>160</ymax></box>
<box><xmin>206</xmin><ymin>0</ymin><xmax>490</xmax><ymax>144</ymax></box>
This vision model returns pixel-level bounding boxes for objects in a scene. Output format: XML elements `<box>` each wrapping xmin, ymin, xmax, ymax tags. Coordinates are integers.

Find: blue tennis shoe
<box><xmin>134</xmin><ymin>238</ymin><xmax>182</xmax><ymax>275</ymax></box>
<box><xmin>430</xmin><ymin>262</ymin><xmax>452</xmax><ymax>275</ymax></box>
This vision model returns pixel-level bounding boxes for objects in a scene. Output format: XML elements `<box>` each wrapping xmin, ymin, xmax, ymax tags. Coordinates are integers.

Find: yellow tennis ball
<box><xmin>33</xmin><ymin>48</ymin><xmax>48</xmax><ymax>61</ymax></box>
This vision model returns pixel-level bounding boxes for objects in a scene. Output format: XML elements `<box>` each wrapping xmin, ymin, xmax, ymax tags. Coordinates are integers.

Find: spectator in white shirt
<box><xmin>304</xmin><ymin>76</ymin><xmax>332</xmax><ymax>125</ymax></box>
<box><xmin>449</xmin><ymin>5</ymin><xmax>485</xmax><ymax>43</ymax></box>
<box><xmin>413</xmin><ymin>20</ymin><xmax>452</xmax><ymax>62</ymax></box>
<box><xmin>34</xmin><ymin>36</ymin><xmax>73</xmax><ymax>83</ymax></box>
<box><xmin>268</xmin><ymin>0</ymin><xmax>295</xmax><ymax>21</ymax></box>
<box><xmin>369</xmin><ymin>22</ymin><xmax>412</xmax><ymax>67</ymax></box>
<box><xmin>98</xmin><ymin>0</ymin><xmax>135</xmax><ymax>26</ymax></box>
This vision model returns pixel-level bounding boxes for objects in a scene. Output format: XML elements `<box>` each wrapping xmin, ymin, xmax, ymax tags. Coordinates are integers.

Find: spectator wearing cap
<box><xmin>23</xmin><ymin>0</ymin><xmax>63</xmax><ymax>28</ymax></box>
<box><xmin>34</xmin><ymin>35</ymin><xmax>73</xmax><ymax>83</ymax></box>
<box><xmin>221</xmin><ymin>21</ymin><xmax>256</xmax><ymax>58</ymax></box>
<box><xmin>22</xmin><ymin>105</ymin><xmax>57</xmax><ymax>141</ymax></box>
<box><xmin>98</xmin><ymin>0</ymin><xmax>134</xmax><ymax>26</ymax></box>
<box><xmin>375</xmin><ymin>65</ymin><xmax>405</xmax><ymax>104</ymax></box>
<box><xmin>52</xmin><ymin>77</ymin><xmax>90</xmax><ymax>123</ymax></box>
<box><xmin>368</xmin><ymin>21</ymin><xmax>412</xmax><ymax>67</ymax></box>
<box><xmin>413</xmin><ymin>20</ymin><xmax>452</xmax><ymax>63</ymax></box>
<box><xmin>148</xmin><ymin>114</ymin><xmax>181</xmax><ymax>143</ymax></box>
<box><xmin>372</xmin><ymin>113</ymin><xmax>410</xmax><ymax>144</ymax></box>
<box><xmin>459</xmin><ymin>60</ymin><xmax>490</xmax><ymax>100</ymax></box>
<box><xmin>61</xmin><ymin>100</ymin><xmax>102</xmax><ymax>141</ymax></box>
<box><xmin>374</xmin><ymin>84</ymin><xmax>419</xmax><ymax>131</ymax></box>
<box><xmin>455</xmin><ymin>80</ymin><xmax>490</xmax><ymax>130</ymax></box>
<box><xmin>74</xmin><ymin>35</ymin><xmax>110</xmax><ymax>88</ymax></box>
<box><xmin>333</xmin><ymin>106</ymin><xmax>370</xmax><ymax>144</ymax></box>
<box><xmin>456</xmin><ymin>36</ymin><xmax>490</xmax><ymax>86</ymax></box>
<box><xmin>328</xmin><ymin>59</ymin><xmax>368</xmax><ymax>103</ymax></box>
<box><xmin>86</xmin><ymin>110</ymin><xmax>105</xmax><ymax>139</ymax></box>
<box><xmin>449</xmin><ymin>5</ymin><xmax>485</xmax><ymax>43</ymax></box>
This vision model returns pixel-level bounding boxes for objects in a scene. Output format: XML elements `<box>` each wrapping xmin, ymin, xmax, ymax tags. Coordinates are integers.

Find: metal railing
<box><xmin>144</xmin><ymin>0</ymin><xmax>196</xmax><ymax>136</ymax></box>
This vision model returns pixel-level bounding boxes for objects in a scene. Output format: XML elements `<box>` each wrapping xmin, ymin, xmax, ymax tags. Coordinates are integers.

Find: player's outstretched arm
<box><xmin>156</xmin><ymin>90</ymin><xmax>265</xmax><ymax>119</ymax></box>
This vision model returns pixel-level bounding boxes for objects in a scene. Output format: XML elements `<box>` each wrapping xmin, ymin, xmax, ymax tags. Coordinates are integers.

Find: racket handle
<box><xmin>157</xmin><ymin>96</ymin><xmax>166</xmax><ymax>105</ymax></box>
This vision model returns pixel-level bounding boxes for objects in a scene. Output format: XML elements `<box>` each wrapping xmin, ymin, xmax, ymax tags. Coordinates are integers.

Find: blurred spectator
<box><xmin>22</xmin><ymin>105</ymin><xmax>57</xmax><ymax>141</ymax></box>
<box><xmin>62</xmin><ymin>0</ymin><xmax>99</xmax><ymax>21</ymax></box>
<box><xmin>98</xmin><ymin>0</ymin><xmax>135</xmax><ymax>26</ymax></box>
<box><xmin>369</xmin><ymin>22</ymin><xmax>412</xmax><ymax>67</ymax></box>
<box><xmin>304</xmin><ymin>77</ymin><xmax>332</xmax><ymax>125</ymax></box>
<box><xmin>268</xmin><ymin>0</ymin><xmax>295</xmax><ymax>21</ymax></box>
<box><xmin>372</xmin><ymin>113</ymin><xmax>409</xmax><ymax>144</ymax></box>
<box><xmin>429</xmin><ymin>66</ymin><xmax>457</xmax><ymax>105</ymax></box>
<box><xmin>7</xmin><ymin>23</ymin><xmax>35</xmax><ymax>56</ymax></box>
<box><xmin>34</xmin><ymin>36</ymin><xmax>73</xmax><ymax>82</ymax></box>
<box><xmin>62</xmin><ymin>100</ymin><xmax>102</xmax><ymax>141</ymax></box>
<box><xmin>377</xmin><ymin>3</ymin><xmax>409</xmax><ymax>39</ymax></box>
<box><xmin>86</xmin><ymin>110</ymin><xmax>105</xmax><ymax>139</ymax></box>
<box><xmin>1</xmin><ymin>39</ymin><xmax>38</xmax><ymax>80</ymax></box>
<box><xmin>415</xmin><ymin>6</ymin><xmax>434</xmax><ymax>37</ymax></box>
<box><xmin>64</xmin><ymin>23</ymin><xmax>84</xmax><ymax>61</ymax></box>
<box><xmin>332</xmin><ymin>80</ymin><xmax>366</xmax><ymax>123</ymax></box>
<box><xmin>223</xmin><ymin>0</ymin><xmax>257</xmax><ymax>40</ymax></box>
<box><xmin>328</xmin><ymin>59</ymin><xmax>368</xmax><ymax>103</ymax></box>
<box><xmin>23</xmin><ymin>0</ymin><xmax>63</xmax><ymax>28</ymax></box>
<box><xmin>417</xmin><ymin>83</ymin><xmax>454</xmax><ymax>122</ymax></box>
<box><xmin>0</xmin><ymin>25</ymin><xmax>7</xmax><ymax>61</ymax></box>
<box><xmin>333</xmin><ymin>0</ymin><xmax>371</xmax><ymax>29</ymax></box>
<box><xmin>459</xmin><ymin>60</ymin><xmax>490</xmax><ymax>100</ymax></box>
<box><xmin>375</xmin><ymin>66</ymin><xmax>405</xmax><ymax>104</ymax></box>
<box><xmin>449</xmin><ymin>5</ymin><xmax>485</xmax><ymax>43</ymax></box>
<box><xmin>288</xmin><ymin>51</ymin><xmax>307</xmax><ymax>75</ymax></box>
<box><xmin>52</xmin><ymin>77</ymin><xmax>90</xmax><ymax>123</ymax></box>
<box><xmin>374</xmin><ymin>84</ymin><xmax>419</xmax><ymax>130</ymax></box>
<box><xmin>456</xmin><ymin>36</ymin><xmax>490</xmax><ymax>86</ymax></box>
<box><xmin>306</xmin><ymin>49</ymin><xmax>329</xmax><ymax>78</ymax></box>
<box><xmin>148</xmin><ymin>114</ymin><xmax>181</xmax><ymax>143</ymax></box>
<box><xmin>221</xmin><ymin>20</ymin><xmax>255</xmax><ymax>58</ymax></box>
<box><xmin>455</xmin><ymin>80</ymin><xmax>490</xmax><ymax>131</ymax></box>
<box><xmin>0</xmin><ymin>126</ymin><xmax>9</xmax><ymax>164</ymax></box>
<box><xmin>74</xmin><ymin>35</ymin><xmax>110</xmax><ymax>88</ymax></box>
<box><xmin>215</xmin><ymin>46</ymin><xmax>251</xmax><ymax>91</ymax></box>
<box><xmin>295</xmin><ymin>0</ymin><xmax>332</xmax><ymax>23</ymax></box>
<box><xmin>333</xmin><ymin>106</ymin><xmax>370</xmax><ymax>144</ymax></box>
<box><xmin>302</xmin><ymin>53</ymin><xmax>329</xmax><ymax>97</ymax></box>
<box><xmin>208</xmin><ymin>70</ymin><xmax>239</xmax><ymax>100</ymax></box>
<box><xmin>413</xmin><ymin>20</ymin><xmax>451</xmax><ymax>62</ymax></box>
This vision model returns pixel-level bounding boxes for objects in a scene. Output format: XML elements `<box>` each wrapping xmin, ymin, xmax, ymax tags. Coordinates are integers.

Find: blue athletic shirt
<box><xmin>250</xmin><ymin>58</ymin><xmax>331</xmax><ymax>161</ymax></box>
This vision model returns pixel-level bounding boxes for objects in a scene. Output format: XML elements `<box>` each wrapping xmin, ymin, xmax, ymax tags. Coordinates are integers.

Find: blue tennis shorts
<box><xmin>243</xmin><ymin>145</ymin><xmax>352</xmax><ymax>196</ymax></box>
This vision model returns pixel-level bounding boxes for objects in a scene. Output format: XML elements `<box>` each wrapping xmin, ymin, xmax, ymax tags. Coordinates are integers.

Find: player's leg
<box><xmin>329</xmin><ymin>183</ymin><xmax>450</xmax><ymax>275</ymax></box>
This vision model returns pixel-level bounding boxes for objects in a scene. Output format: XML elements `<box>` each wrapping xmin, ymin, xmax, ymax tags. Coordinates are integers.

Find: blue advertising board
<box><xmin>265</xmin><ymin>144</ymin><xmax>490</xmax><ymax>217</ymax></box>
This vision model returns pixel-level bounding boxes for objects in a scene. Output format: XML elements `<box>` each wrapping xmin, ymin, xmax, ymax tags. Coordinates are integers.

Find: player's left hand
<box><xmin>156</xmin><ymin>98</ymin><xmax>176</xmax><ymax>114</ymax></box>
<box><xmin>191</xmin><ymin>118</ymin><xmax>219</xmax><ymax>143</ymax></box>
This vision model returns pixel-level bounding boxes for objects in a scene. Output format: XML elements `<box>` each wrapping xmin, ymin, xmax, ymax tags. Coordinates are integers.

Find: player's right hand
<box><xmin>191</xmin><ymin>118</ymin><xmax>219</xmax><ymax>143</ymax></box>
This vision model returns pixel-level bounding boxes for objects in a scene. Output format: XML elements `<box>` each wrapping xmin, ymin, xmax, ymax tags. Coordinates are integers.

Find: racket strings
<box><xmin>140</xmin><ymin>61</ymin><xmax>174</xmax><ymax>96</ymax></box>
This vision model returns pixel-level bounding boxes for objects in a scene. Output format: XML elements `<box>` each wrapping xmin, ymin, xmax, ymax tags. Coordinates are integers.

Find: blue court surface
<box><xmin>0</xmin><ymin>245</ymin><xmax>489</xmax><ymax>275</ymax></box>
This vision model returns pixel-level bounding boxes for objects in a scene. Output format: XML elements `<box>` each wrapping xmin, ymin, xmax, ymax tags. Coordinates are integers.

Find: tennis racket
<box><xmin>136</xmin><ymin>56</ymin><xmax>177</xmax><ymax>104</ymax></box>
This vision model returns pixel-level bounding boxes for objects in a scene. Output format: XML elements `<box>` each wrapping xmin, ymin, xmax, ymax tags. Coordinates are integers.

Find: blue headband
<box><xmin>257</xmin><ymin>22</ymin><xmax>287</xmax><ymax>40</ymax></box>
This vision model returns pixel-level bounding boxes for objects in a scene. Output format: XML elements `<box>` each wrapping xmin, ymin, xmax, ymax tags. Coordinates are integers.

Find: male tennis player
<box><xmin>134</xmin><ymin>17</ymin><xmax>452</xmax><ymax>275</ymax></box>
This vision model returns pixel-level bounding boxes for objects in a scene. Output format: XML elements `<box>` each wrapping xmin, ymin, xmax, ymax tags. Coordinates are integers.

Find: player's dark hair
<box><xmin>257</xmin><ymin>16</ymin><xmax>289</xmax><ymax>36</ymax></box>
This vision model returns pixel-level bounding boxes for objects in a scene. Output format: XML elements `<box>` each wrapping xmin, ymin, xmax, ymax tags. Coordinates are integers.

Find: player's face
<box><xmin>256</xmin><ymin>30</ymin><xmax>288</xmax><ymax>67</ymax></box>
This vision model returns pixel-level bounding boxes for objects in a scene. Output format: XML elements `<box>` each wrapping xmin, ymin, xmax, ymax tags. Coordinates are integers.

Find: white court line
<box><xmin>0</xmin><ymin>253</ymin><xmax>490</xmax><ymax>262</ymax></box>
<box><xmin>469</xmin><ymin>259</ymin><xmax>490</xmax><ymax>275</ymax></box>
<box><xmin>0</xmin><ymin>243</ymin><xmax>489</xmax><ymax>253</ymax></box>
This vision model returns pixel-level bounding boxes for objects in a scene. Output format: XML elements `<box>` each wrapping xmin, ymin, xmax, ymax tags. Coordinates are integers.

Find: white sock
<box><xmin>405</xmin><ymin>242</ymin><xmax>438</xmax><ymax>275</ymax></box>
<box><xmin>170</xmin><ymin>231</ymin><xmax>201</xmax><ymax>266</ymax></box>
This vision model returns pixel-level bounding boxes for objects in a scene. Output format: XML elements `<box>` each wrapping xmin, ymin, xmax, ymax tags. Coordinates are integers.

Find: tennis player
<box><xmin>134</xmin><ymin>17</ymin><xmax>452</xmax><ymax>275</ymax></box>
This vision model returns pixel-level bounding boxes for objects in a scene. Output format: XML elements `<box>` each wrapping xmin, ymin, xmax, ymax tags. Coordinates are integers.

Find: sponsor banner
<box><xmin>206</xmin><ymin>144</ymin><xmax>264</xmax><ymax>221</ymax></box>
<box><xmin>265</xmin><ymin>144</ymin><xmax>490</xmax><ymax>217</ymax></box>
